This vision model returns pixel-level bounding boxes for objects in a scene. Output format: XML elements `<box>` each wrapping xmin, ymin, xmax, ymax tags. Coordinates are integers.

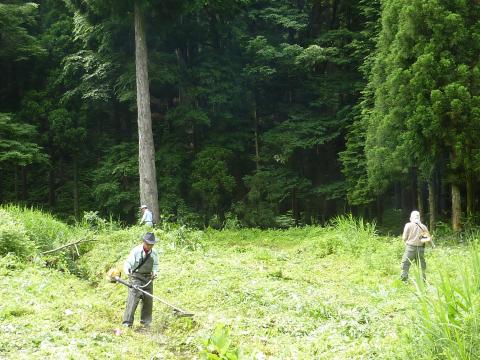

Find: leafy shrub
<box><xmin>82</xmin><ymin>211</ymin><xmax>108</xmax><ymax>230</ymax></box>
<box><xmin>2</xmin><ymin>205</ymin><xmax>72</xmax><ymax>251</ymax></box>
<box><xmin>275</xmin><ymin>211</ymin><xmax>296</xmax><ymax>228</ymax></box>
<box><xmin>199</xmin><ymin>324</ymin><xmax>242</xmax><ymax>360</ymax></box>
<box><xmin>223</xmin><ymin>212</ymin><xmax>242</xmax><ymax>230</ymax></box>
<box><xmin>0</xmin><ymin>253</ymin><xmax>25</xmax><ymax>275</ymax></box>
<box><xmin>0</xmin><ymin>209</ymin><xmax>35</xmax><ymax>258</ymax></box>
<box><xmin>81</xmin><ymin>210</ymin><xmax>120</xmax><ymax>232</ymax></box>
<box><xmin>166</xmin><ymin>226</ymin><xmax>204</xmax><ymax>251</ymax></box>
<box><xmin>328</xmin><ymin>214</ymin><xmax>378</xmax><ymax>255</ymax></box>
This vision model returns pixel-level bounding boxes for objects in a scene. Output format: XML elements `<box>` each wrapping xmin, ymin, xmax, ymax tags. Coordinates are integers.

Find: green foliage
<box><xmin>2</xmin><ymin>209</ymin><xmax>479</xmax><ymax>359</ymax></box>
<box><xmin>5</xmin><ymin>0</ymin><xmax>480</xmax><ymax>232</ymax></box>
<box><xmin>75</xmin><ymin>227</ymin><xmax>141</xmax><ymax>281</ymax></box>
<box><xmin>412</xmin><ymin>242</ymin><xmax>480</xmax><ymax>359</ymax></box>
<box><xmin>3</xmin><ymin>205</ymin><xmax>74</xmax><ymax>252</ymax></box>
<box><xmin>92</xmin><ymin>143</ymin><xmax>139</xmax><ymax>220</ymax></box>
<box><xmin>0</xmin><ymin>113</ymin><xmax>47</xmax><ymax>166</ymax></box>
<box><xmin>0</xmin><ymin>209</ymin><xmax>35</xmax><ymax>258</ymax></box>
<box><xmin>0</xmin><ymin>2</ymin><xmax>46</xmax><ymax>61</ymax></box>
<box><xmin>328</xmin><ymin>214</ymin><xmax>378</xmax><ymax>255</ymax></box>
<box><xmin>164</xmin><ymin>225</ymin><xmax>204</xmax><ymax>251</ymax></box>
<box><xmin>156</xmin><ymin>143</ymin><xmax>189</xmax><ymax>218</ymax></box>
<box><xmin>191</xmin><ymin>147</ymin><xmax>235</xmax><ymax>220</ymax></box>
<box><xmin>199</xmin><ymin>324</ymin><xmax>242</xmax><ymax>360</ymax></box>
<box><xmin>81</xmin><ymin>210</ymin><xmax>120</xmax><ymax>232</ymax></box>
<box><xmin>0</xmin><ymin>258</ymin><xmax>168</xmax><ymax>359</ymax></box>
<box><xmin>363</xmin><ymin>0</ymin><xmax>480</xmax><ymax>195</ymax></box>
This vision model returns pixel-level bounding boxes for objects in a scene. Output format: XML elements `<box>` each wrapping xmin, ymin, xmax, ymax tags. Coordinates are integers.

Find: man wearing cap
<box><xmin>139</xmin><ymin>205</ymin><xmax>154</xmax><ymax>227</ymax></box>
<box><xmin>122</xmin><ymin>232</ymin><xmax>159</xmax><ymax>328</ymax></box>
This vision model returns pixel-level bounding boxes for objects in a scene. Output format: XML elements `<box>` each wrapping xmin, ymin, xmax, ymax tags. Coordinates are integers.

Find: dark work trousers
<box><xmin>122</xmin><ymin>274</ymin><xmax>153</xmax><ymax>326</ymax></box>
<box><xmin>401</xmin><ymin>245</ymin><xmax>426</xmax><ymax>281</ymax></box>
<box><xmin>123</xmin><ymin>252</ymin><xmax>154</xmax><ymax>326</ymax></box>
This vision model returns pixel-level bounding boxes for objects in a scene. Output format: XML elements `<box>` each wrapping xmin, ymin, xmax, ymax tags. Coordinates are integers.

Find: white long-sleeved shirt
<box><xmin>140</xmin><ymin>209</ymin><xmax>153</xmax><ymax>226</ymax></box>
<box><xmin>124</xmin><ymin>244</ymin><xmax>159</xmax><ymax>276</ymax></box>
<box><xmin>402</xmin><ymin>221</ymin><xmax>429</xmax><ymax>246</ymax></box>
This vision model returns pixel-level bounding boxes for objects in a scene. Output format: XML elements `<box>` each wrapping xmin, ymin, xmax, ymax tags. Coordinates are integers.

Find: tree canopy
<box><xmin>1</xmin><ymin>0</ymin><xmax>479</xmax><ymax>230</ymax></box>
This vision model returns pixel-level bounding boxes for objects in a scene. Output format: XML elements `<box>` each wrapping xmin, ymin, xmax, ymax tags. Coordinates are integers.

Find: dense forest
<box><xmin>1</xmin><ymin>0</ymin><xmax>479</xmax><ymax>230</ymax></box>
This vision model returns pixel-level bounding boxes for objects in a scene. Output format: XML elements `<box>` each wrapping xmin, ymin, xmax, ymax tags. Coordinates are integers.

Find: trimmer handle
<box><xmin>114</xmin><ymin>276</ymin><xmax>132</xmax><ymax>288</ymax></box>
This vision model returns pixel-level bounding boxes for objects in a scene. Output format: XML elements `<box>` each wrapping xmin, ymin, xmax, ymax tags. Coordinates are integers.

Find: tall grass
<box><xmin>412</xmin><ymin>242</ymin><xmax>480</xmax><ymax>359</ymax></box>
<box><xmin>328</xmin><ymin>214</ymin><xmax>378</xmax><ymax>255</ymax></box>
<box><xmin>0</xmin><ymin>209</ymin><xmax>35</xmax><ymax>258</ymax></box>
<box><xmin>2</xmin><ymin>205</ymin><xmax>74</xmax><ymax>251</ymax></box>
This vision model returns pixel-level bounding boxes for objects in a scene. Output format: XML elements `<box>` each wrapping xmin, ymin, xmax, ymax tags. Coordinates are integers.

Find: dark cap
<box><xmin>142</xmin><ymin>232</ymin><xmax>156</xmax><ymax>244</ymax></box>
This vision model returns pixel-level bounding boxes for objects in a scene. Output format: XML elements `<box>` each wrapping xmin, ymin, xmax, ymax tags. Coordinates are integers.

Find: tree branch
<box><xmin>42</xmin><ymin>238</ymin><xmax>97</xmax><ymax>255</ymax></box>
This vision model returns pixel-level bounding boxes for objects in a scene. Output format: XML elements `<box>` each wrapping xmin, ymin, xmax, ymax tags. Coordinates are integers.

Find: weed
<box><xmin>412</xmin><ymin>242</ymin><xmax>480</xmax><ymax>359</ymax></box>
<box><xmin>199</xmin><ymin>324</ymin><xmax>243</xmax><ymax>360</ymax></box>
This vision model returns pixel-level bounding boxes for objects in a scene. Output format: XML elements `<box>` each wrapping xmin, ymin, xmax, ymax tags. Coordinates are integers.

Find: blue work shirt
<box><xmin>140</xmin><ymin>209</ymin><xmax>154</xmax><ymax>226</ymax></box>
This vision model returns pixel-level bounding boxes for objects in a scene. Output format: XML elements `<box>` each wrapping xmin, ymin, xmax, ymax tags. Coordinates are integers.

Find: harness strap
<box><xmin>132</xmin><ymin>252</ymin><xmax>151</xmax><ymax>273</ymax></box>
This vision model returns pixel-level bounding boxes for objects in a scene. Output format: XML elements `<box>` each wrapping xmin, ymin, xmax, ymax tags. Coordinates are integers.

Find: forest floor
<box><xmin>0</xmin><ymin>224</ymin><xmax>471</xmax><ymax>359</ymax></box>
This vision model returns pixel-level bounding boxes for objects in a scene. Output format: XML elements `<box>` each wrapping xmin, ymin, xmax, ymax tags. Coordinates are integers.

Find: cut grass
<box><xmin>1</xmin><ymin>209</ymin><xmax>478</xmax><ymax>359</ymax></box>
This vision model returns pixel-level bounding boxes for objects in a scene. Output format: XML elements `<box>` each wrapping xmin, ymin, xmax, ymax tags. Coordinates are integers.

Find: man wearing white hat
<box><xmin>400</xmin><ymin>210</ymin><xmax>431</xmax><ymax>283</ymax></box>
<box><xmin>139</xmin><ymin>204</ymin><xmax>154</xmax><ymax>227</ymax></box>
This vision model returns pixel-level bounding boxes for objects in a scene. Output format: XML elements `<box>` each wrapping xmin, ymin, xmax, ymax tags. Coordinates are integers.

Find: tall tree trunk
<box><xmin>410</xmin><ymin>174</ymin><xmax>416</xmax><ymax>211</ymax></box>
<box><xmin>376</xmin><ymin>195</ymin><xmax>383</xmax><ymax>225</ymax></box>
<box><xmin>48</xmin><ymin>167</ymin><xmax>55</xmax><ymax>208</ymax></box>
<box><xmin>466</xmin><ymin>171</ymin><xmax>474</xmax><ymax>216</ymax></box>
<box><xmin>292</xmin><ymin>187</ymin><xmax>298</xmax><ymax>226</ymax></box>
<box><xmin>134</xmin><ymin>1</ymin><xmax>159</xmax><ymax>224</ymax></box>
<box><xmin>451</xmin><ymin>183</ymin><xmax>462</xmax><ymax>232</ymax></box>
<box><xmin>394</xmin><ymin>182</ymin><xmax>401</xmax><ymax>209</ymax></box>
<box><xmin>14</xmin><ymin>166</ymin><xmax>19</xmax><ymax>201</ymax></box>
<box><xmin>21</xmin><ymin>166</ymin><xmax>28</xmax><ymax>201</ymax></box>
<box><xmin>73</xmin><ymin>156</ymin><xmax>79</xmax><ymax>220</ymax></box>
<box><xmin>416</xmin><ymin>178</ymin><xmax>424</xmax><ymax>216</ymax></box>
<box><xmin>253</xmin><ymin>99</ymin><xmax>260</xmax><ymax>171</ymax></box>
<box><xmin>427</xmin><ymin>179</ymin><xmax>436</xmax><ymax>231</ymax></box>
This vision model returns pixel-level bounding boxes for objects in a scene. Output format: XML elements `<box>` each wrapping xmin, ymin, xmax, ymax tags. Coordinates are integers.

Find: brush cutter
<box><xmin>113</xmin><ymin>276</ymin><xmax>194</xmax><ymax>317</ymax></box>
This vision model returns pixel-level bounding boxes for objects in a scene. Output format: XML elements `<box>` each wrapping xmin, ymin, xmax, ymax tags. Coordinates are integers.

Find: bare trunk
<box><xmin>14</xmin><ymin>166</ymin><xmax>19</xmax><ymax>201</ymax></box>
<box><xmin>73</xmin><ymin>157</ymin><xmax>79</xmax><ymax>220</ymax></box>
<box><xmin>253</xmin><ymin>100</ymin><xmax>260</xmax><ymax>171</ymax></box>
<box><xmin>376</xmin><ymin>195</ymin><xmax>383</xmax><ymax>225</ymax></box>
<box><xmin>48</xmin><ymin>168</ymin><xmax>55</xmax><ymax>208</ymax></box>
<box><xmin>292</xmin><ymin>188</ymin><xmax>297</xmax><ymax>225</ymax></box>
<box><xmin>394</xmin><ymin>182</ymin><xmax>401</xmax><ymax>209</ymax></box>
<box><xmin>466</xmin><ymin>172</ymin><xmax>474</xmax><ymax>216</ymax></box>
<box><xmin>416</xmin><ymin>178</ymin><xmax>424</xmax><ymax>216</ymax></box>
<box><xmin>427</xmin><ymin>179</ymin><xmax>436</xmax><ymax>231</ymax></box>
<box><xmin>135</xmin><ymin>1</ymin><xmax>159</xmax><ymax>224</ymax></box>
<box><xmin>21</xmin><ymin>166</ymin><xmax>27</xmax><ymax>200</ymax></box>
<box><xmin>451</xmin><ymin>183</ymin><xmax>462</xmax><ymax>232</ymax></box>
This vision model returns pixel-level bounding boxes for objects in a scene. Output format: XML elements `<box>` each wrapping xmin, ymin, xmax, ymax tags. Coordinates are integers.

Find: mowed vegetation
<box><xmin>1</xmin><ymin>207</ymin><xmax>479</xmax><ymax>359</ymax></box>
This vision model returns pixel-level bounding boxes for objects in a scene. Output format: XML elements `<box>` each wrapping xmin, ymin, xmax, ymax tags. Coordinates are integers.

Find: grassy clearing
<box><xmin>1</xmin><ymin>208</ymin><xmax>479</xmax><ymax>359</ymax></box>
<box><xmin>0</xmin><ymin>254</ymin><xmax>168</xmax><ymax>360</ymax></box>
